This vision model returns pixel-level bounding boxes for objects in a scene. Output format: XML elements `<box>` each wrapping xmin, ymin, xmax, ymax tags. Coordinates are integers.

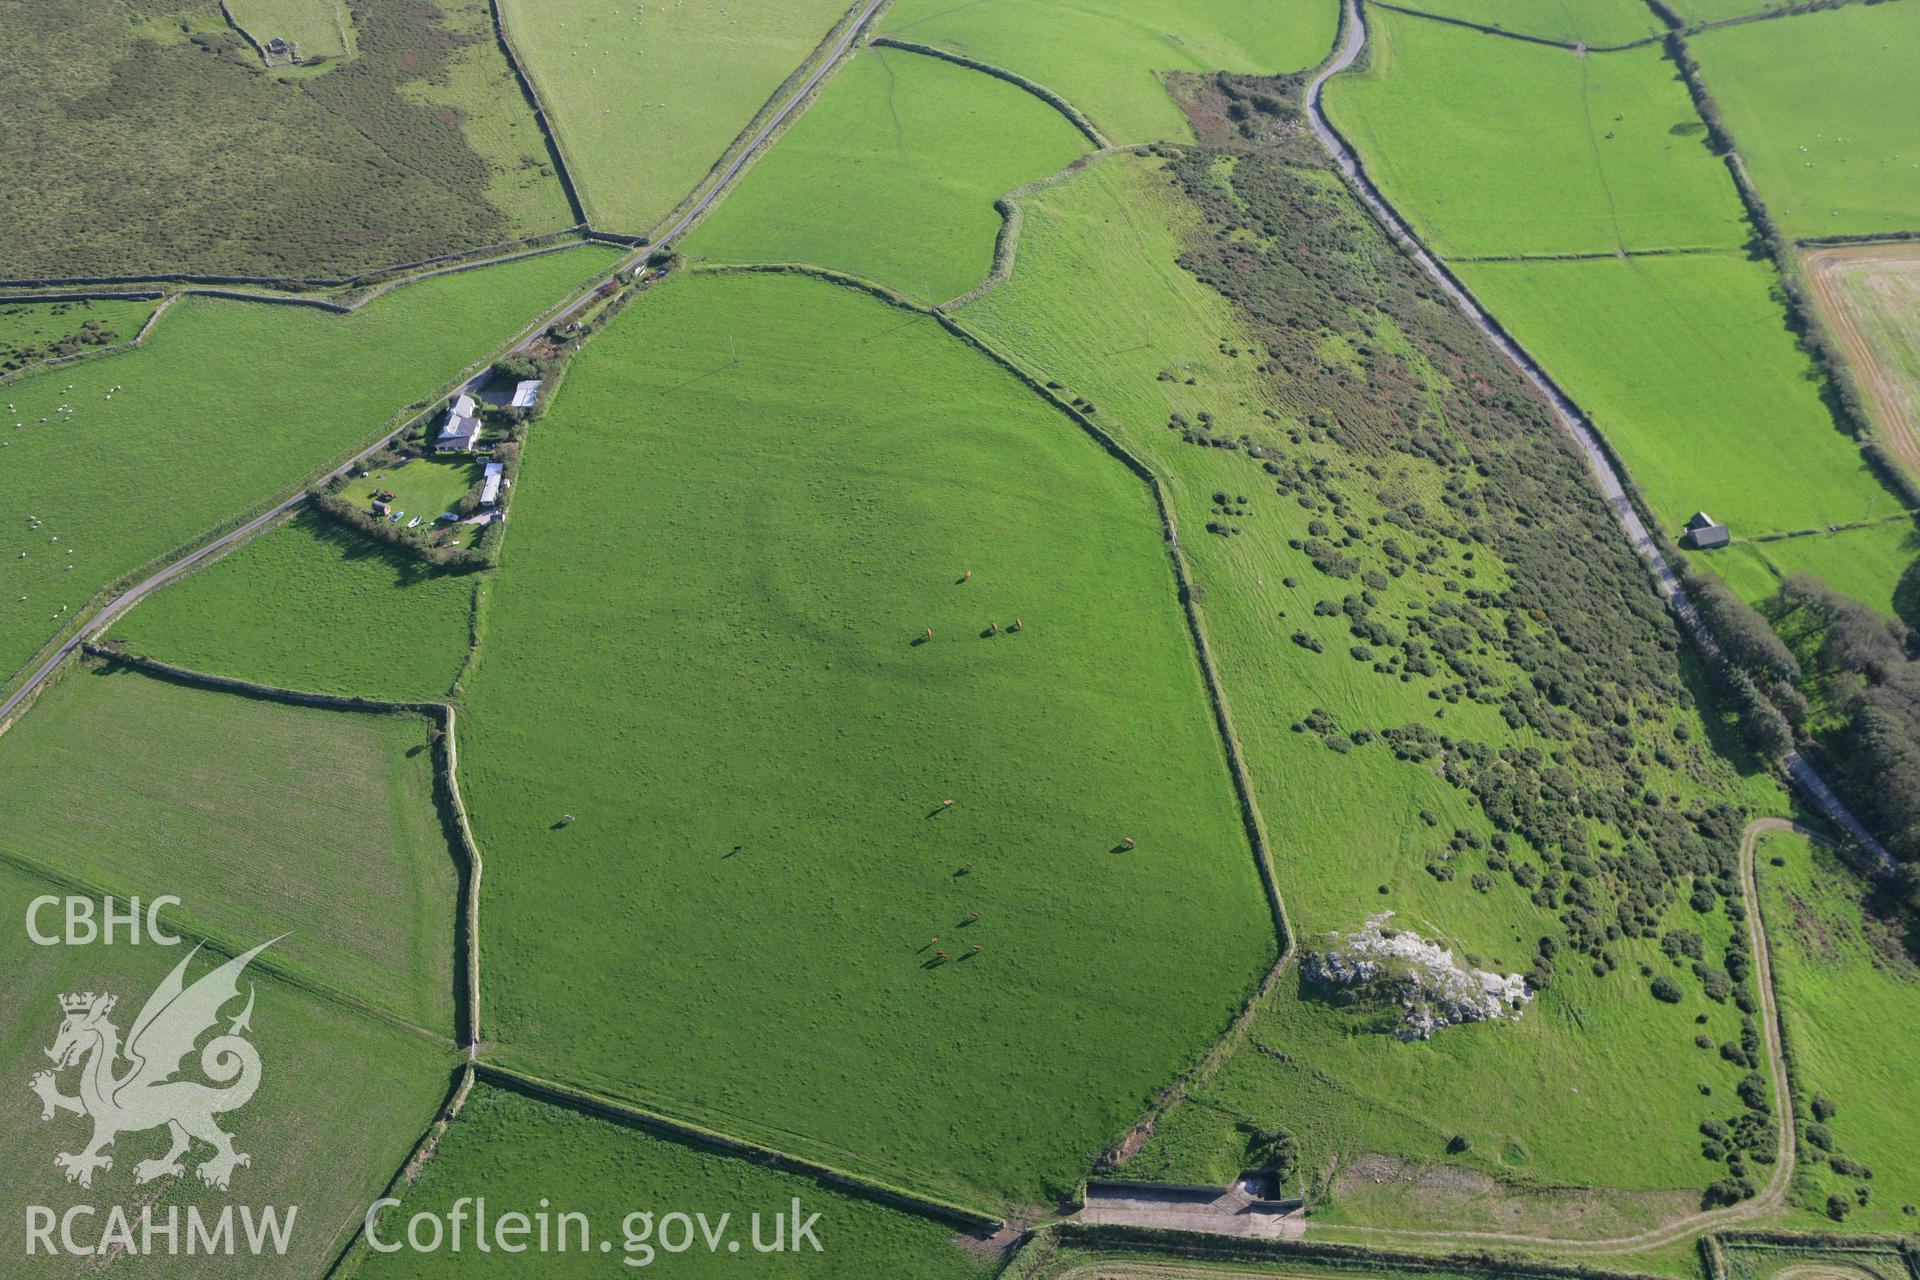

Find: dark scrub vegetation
<box><xmin>0</xmin><ymin>0</ymin><xmax>563</xmax><ymax>280</ymax></box>
<box><xmin>1165</xmin><ymin>74</ymin><xmax>1756</xmax><ymax>997</ymax></box>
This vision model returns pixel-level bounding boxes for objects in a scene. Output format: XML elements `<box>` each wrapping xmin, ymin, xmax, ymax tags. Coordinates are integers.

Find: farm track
<box><xmin>1308</xmin><ymin>0</ymin><xmax>1894</xmax><ymax>872</ymax></box>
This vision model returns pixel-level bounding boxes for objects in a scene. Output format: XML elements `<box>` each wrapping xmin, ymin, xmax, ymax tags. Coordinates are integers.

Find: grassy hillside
<box><xmin>344</xmin><ymin>1084</ymin><xmax>988</xmax><ymax>1278</ymax></box>
<box><xmin>0</xmin><ymin>245</ymin><xmax>621</xmax><ymax>694</ymax></box>
<box><xmin>0</xmin><ymin>663</ymin><xmax>459</xmax><ymax>1031</ymax></box>
<box><xmin>1324</xmin><ymin>11</ymin><xmax>1748</xmax><ymax>256</ymax></box>
<box><xmin>1724</xmin><ymin>522</ymin><xmax>1920</xmax><ymax>623</ymax></box>
<box><xmin>498</xmin><ymin>0</ymin><xmax>851</xmax><ymax>233</ymax></box>
<box><xmin>224</xmin><ymin>0</ymin><xmax>353</xmax><ymax>62</ymax></box>
<box><xmin>109</xmin><ymin>510</ymin><xmax>477</xmax><ymax>701</ymax></box>
<box><xmin>1693</xmin><ymin>2</ymin><xmax>1920</xmax><ymax>240</ymax></box>
<box><xmin>1757</xmin><ymin>829</ymin><xmax>1920</xmax><ymax>1228</ymax></box>
<box><xmin>0</xmin><ymin>0</ymin><xmax>574</xmax><ymax>279</ymax></box>
<box><xmin>459</xmin><ymin>269</ymin><xmax>1272</xmax><ymax>1209</ymax></box>
<box><xmin>880</xmin><ymin>0</ymin><xmax>1341</xmax><ymax>144</ymax></box>
<box><xmin>0</xmin><ymin>863</ymin><xmax>454</xmax><ymax>1279</ymax></box>
<box><xmin>684</xmin><ymin>48</ymin><xmax>1088</xmax><ymax>303</ymax></box>
<box><xmin>955</xmin><ymin>139</ymin><xmax>1785</xmax><ymax>1216</ymax></box>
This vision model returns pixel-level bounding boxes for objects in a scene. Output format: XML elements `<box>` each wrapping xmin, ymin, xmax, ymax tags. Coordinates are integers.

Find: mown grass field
<box><xmin>0</xmin><ymin>663</ymin><xmax>459</xmax><ymax>1031</ymax></box>
<box><xmin>1756</xmin><ymin>830</ymin><xmax>1920</xmax><ymax>1228</ymax></box>
<box><xmin>0</xmin><ymin>862</ymin><xmax>456</xmax><ymax>1279</ymax></box>
<box><xmin>0</xmin><ymin>245</ymin><xmax>620</xmax><ymax>695</ymax></box>
<box><xmin>459</xmin><ymin>270</ymin><xmax>1272</xmax><ymax>1209</ymax></box>
<box><xmin>1801</xmin><ymin>243</ymin><xmax>1920</xmax><ymax>475</ymax></box>
<box><xmin>0</xmin><ymin>296</ymin><xmax>160</xmax><ymax>374</ymax></box>
<box><xmin>0</xmin><ymin>0</ymin><xmax>574</xmax><ymax>279</ymax></box>
<box><xmin>1354</xmin><ymin>0</ymin><xmax>1663</xmax><ymax>47</ymax></box>
<box><xmin>1693</xmin><ymin>2</ymin><xmax>1920</xmax><ymax>240</ymax></box>
<box><xmin>1455</xmin><ymin>253</ymin><xmax>1900</xmax><ymax>539</ymax></box>
<box><xmin>350</xmin><ymin>455</ymin><xmax>484</xmax><ymax>522</ymax></box>
<box><xmin>956</xmin><ymin>149</ymin><xmax>1785</xmax><ymax>1211</ymax></box>
<box><xmin>498</xmin><ymin>0</ymin><xmax>851</xmax><ymax>233</ymax></box>
<box><xmin>345</xmin><ymin>1083</ymin><xmax>988</xmax><ymax>1278</ymax></box>
<box><xmin>1324</xmin><ymin>11</ymin><xmax>1748</xmax><ymax>256</ymax></box>
<box><xmin>109</xmin><ymin>510</ymin><xmax>477</xmax><ymax>700</ymax></box>
<box><xmin>684</xmin><ymin>48</ymin><xmax>1088</xmax><ymax>303</ymax></box>
<box><xmin>225</xmin><ymin>0</ymin><xmax>353</xmax><ymax>62</ymax></box>
<box><xmin>879</xmin><ymin>0</ymin><xmax>1341</xmax><ymax>145</ymax></box>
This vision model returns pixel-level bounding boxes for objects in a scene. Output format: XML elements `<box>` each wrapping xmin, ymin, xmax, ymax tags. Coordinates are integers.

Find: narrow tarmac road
<box><xmin>1307</xmin><ymin>0</ymin><xmax>1893</xmax><ymax>872</ymax></box>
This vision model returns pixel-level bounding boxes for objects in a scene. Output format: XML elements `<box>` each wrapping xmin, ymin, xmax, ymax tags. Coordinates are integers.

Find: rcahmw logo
<box><xmin>24</xmin><ymin>937</ymin><xmax>300</xmax><ymax>1259</ymax></box>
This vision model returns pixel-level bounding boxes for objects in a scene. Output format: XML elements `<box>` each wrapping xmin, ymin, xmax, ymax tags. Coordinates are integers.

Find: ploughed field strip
<box><xmin>877</xmin><ymin>0</ymin><xmax>1341</xmax><ymax>146</ymax></box>
<box><xmin>496</xmin><ymin>0</ymin><xmax>854</xmax><ymax>233</ymax></box>
<box><xmin>457</xmin><ymin>269</ymin><xmax>1273</xmax><ymax>1210</ymax></box>
<box><xmin>343</xmin><ymin>1082</ymin><xmax>991</xmax><ymax>1278</ymax></box>
<box><xmin>0</xmin><ymin>0</ymin><xmax>574</xmax><ymax>280</ymax></box>
<box><xmin>0</xmin><ymin>662</ymin><xmax>460</xmax><ymax>1033</ymax></box>
<box><xmin>684</xmin><ymin>46</ymin><xmax>1090</xmax><ymax>304</ymax></box>
<box><xmin>0</xmin><ymin>245</ymin><xmax>622</xmax><ymax>696</ymax></box>
<box><xmin>953</xmin><ymin>116</ymin><xmax>1786</xmax><ymax>1213</ymax></box>
<box><xmin>1800</xmin><ymin>243</ymin><xmax>1920</xmax><ymax>479</ymax></box>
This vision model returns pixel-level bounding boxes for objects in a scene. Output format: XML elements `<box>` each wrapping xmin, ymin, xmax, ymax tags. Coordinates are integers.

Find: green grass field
<box><xmin>498</xmin><ymin>0</ymin><xmax>852</xmax><ymax>233</ymax></box>
<box><xmin>0</xmin><ymin>296</ymin><xmax>160</xmax><ymax>375</ymax></box>
<box><xmin>1693</xmin><ymin>2</ymin><xmax>1920</xmax><ymax>240</ymax></box>
<box><xmin>351</xmin><ymin>455</ymin><xmax>484</xmax><ymax>523</ymax></box>
<box><xmin>458</xmin><ymin>269</ymin><xmax>1272</xmax><ymax>1209</ymax></box>
<box><xmin>344</xmin><ymin>1083</ymin><xmax>988</xmax><ymax>1278</ymax></box>
<box><xmin>108</xmin><ymin>511</ymin><xmax>477</xmax><ymax>701</ymax></box>
<box><xmin>1357</xmin><ymin>0</ymin><xmax>1663</xmax><ymax>46</ymax></box>
<box><xmin>1324</xmin><ymin>11</ymin><xmax>1748</xmax><ymax>256</ymax></box>
<box><xmin>1757</xmin><ymin>830</ymin><xmax>1920</xmax><ymax>1228</ymax></box>
<box><xmin>880</xmin><ymin>0</ymin><xmax>1341</xmax><ymax>144</ymax></box>
<box><xmin>0</xmin><ymin>862</ymin><xmax>456</xmax><ymax>1279</ymax></box>
<box><xmin>684</xmin><ymin>48</ymin><xmax>1088</xmax><ymax>303</ymax></box>
<box><xmin>0</xmin><ymin>244</ymin><xmax>620</xmax><ymax>695</ymax></box>
<box><xmin>0</xmin><ymin>0</ymin><xmax>574</xmax><ymax>278</ymax></box>
<box><xmin>1455</xmin><ymin>253</ymin><xmax>1901</xmax><ymax>540</ymax></box>
<box><xmin>1727</xmin><ymin>523</ymin><xmax>1920</xmax><ymax>621</ymax></box>
<box><xmin>225</xmin><ymin>0</ymin><xmax>353</xmax><ymax>62</ymax></box>
<box><xmin>955</xmin><ymin>148</ymin><xmax>1786</xmax><ymax>1211</ymax></box>
<box><xmin>0</xmin><ymin>663</ymin><xmax>459</xmax><ymax>1031</ymax></box>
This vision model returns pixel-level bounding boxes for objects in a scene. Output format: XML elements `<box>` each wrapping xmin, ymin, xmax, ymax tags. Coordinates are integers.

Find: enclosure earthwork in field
<box><xmin>457</xmin><ymin>268</ymin><xmax>1273</xmax><ymax>1210</ymax></box>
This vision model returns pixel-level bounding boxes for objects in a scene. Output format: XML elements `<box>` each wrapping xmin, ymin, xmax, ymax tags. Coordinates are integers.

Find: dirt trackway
<box><xmin>1308</xmin><ymin>817</ymin><xmax>1804</xmax><ymax>1254</ymax></box>
<box><xmin>0</xmin><ymin>0</ymin><xmax>888</xmax><ymax>729</ymax></box>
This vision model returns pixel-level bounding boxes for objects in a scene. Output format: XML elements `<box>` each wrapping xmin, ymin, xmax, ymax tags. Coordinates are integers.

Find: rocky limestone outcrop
<box><xmin>1300</xmin><ymin>912</ymin><xmax>1531</xmax><ymax>1041</ymax></box>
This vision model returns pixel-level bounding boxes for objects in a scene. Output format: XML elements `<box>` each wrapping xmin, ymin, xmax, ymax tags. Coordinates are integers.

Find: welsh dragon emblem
<box><xmin>28</xmin><ymin>939</ymin><xmax>276</xmax><ymax>1191</ymax></box>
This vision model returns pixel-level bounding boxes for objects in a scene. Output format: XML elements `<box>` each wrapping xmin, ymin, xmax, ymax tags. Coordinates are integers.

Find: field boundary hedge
<box><xmin>473</xmin><ymin>1063</ymin><xmax>1004</xmax><ymax>1231</ymax></box>
<box><xmin>1368</xmin><ymin>0</ymin><xmax>1877</xmax><ymax>54</ymax></box>
<box><xmin>868</xmin><ymin>37</ymin><xmax>1110</xmax><ymax>146</ymax></box>
<box><xmin>690</xmin><ymin>260</ymin><xmax>1295</xmax><ymax>1173</ymax></box>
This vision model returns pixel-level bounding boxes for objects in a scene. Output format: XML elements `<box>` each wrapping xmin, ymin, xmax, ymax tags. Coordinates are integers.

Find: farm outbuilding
<box><xmin>509</xmin><ymin>379</ymin><xmax>542</xmax><ymax>410</ymax></box>
<box><xmin>479</xmin><ymin>461</ymin><xmax>505</xmax><ymax>507</ymax></box>
<box><xmin>1684</xmin><ymin>511</ymin><xmax>1730</xmax><ymax>549</ymax></box>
